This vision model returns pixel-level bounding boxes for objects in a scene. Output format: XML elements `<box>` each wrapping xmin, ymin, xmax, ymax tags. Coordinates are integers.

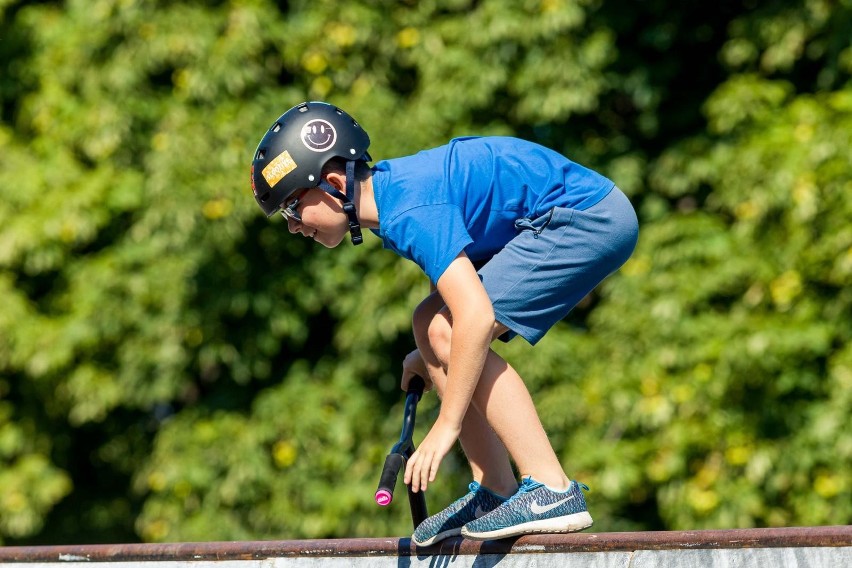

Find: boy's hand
<box><xmin>401</xmin><ymin>349</ymin><xmax>433</xmax><ymax>392</ymax></box>
<box><xmin>404</xmin><ymin>416</ymin><xmax>460</xmax><ymax>493</ymax></box>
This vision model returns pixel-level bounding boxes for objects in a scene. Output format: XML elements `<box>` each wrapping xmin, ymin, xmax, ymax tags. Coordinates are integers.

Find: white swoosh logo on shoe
<box><xmin>530</xmin><ymin>495</ymin><xmax>574</xmax><ymax>515</ymax></box>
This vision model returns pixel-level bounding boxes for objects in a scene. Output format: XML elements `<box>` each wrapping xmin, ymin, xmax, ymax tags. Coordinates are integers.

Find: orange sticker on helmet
<box><xmin>262</xmin><ymin>150</ymin><xmax>297</xmax><ymax>187</ymax></box>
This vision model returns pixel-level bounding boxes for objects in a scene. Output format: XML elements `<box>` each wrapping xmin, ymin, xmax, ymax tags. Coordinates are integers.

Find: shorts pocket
<box><xmin>514</xmin><ymin>207</ymin><xmax>555</xmax><ymax>237</ymax></box>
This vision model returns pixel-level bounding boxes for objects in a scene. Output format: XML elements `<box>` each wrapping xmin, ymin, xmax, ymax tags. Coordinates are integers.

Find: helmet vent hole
<box><xmin>256</xmin><ymin>148</ymin><xmax>265</xmax><ymax>160</ymax></box>
<box><xmin>271</xmin><ymin>123</ymin><xmax>281</xmax><ymax>133</ymax></box>
<box><xmin>260</xmin><ymin>192</ymin><xmax>270</xmax><ymax>203</ymax></box>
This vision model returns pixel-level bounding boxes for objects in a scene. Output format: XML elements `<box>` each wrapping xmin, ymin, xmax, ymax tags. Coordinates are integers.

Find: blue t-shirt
<box><xmin>370</xmin><ymin>136</ymin><xmax>614</xmax><ymax>284</ymax></box>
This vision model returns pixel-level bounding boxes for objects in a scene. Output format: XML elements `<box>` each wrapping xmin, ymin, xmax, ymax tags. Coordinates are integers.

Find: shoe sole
<box><xmin>461</xmin><ymin>511</ymin><xmax>593</xmax><ymax>541</ymax></box>
<box><xmin>412</xmin><ymin>527</ymin><xmax>462</xmax><ymax>547</ymax></box>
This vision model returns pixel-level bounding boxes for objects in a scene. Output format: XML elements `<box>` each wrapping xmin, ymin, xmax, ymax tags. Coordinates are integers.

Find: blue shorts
<box><xmin>478</xmin><ymin>187</ymin><xmax>638</xmax><ymax>345</ymax></box>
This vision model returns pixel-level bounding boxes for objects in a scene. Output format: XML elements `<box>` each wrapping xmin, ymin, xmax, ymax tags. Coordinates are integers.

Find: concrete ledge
<box><xmin>0</xmin><ymin>525</ymin><xmax>849</xmax><ymax>567</ymax></box>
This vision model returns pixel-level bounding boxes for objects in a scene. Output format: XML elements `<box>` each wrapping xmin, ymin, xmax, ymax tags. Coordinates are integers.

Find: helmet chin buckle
<box><xmin>343</xmin><ymin>202</ymin><xmax>363</xmax><ymax>245</ymax></box>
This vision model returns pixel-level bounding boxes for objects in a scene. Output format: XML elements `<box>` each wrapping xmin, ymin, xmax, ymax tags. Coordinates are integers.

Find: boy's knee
<box><xmin>412</xmin><ymin>311</ymin><xmax>430</xmax><ymax>347</ymax></box>
<box><xmin>412</xmin><ymin>293</ymin><xmax>442</xmax><ymax>343</ymax></box>
<box><xmin>426</xmin><ymin>312</ymin><xmax>452</xmax><ymax>366</ymax></box>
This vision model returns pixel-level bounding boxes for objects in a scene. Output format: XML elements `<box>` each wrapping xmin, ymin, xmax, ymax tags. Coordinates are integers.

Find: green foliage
<box><xmin>0</xmin><ymin>0</ymin><xmax>849</xmax><ymax>544</ymax></box>
<box><xmin>0</xmin><ymin>385</ymin><xmax>71</xmax><ymax>541</ymax></box>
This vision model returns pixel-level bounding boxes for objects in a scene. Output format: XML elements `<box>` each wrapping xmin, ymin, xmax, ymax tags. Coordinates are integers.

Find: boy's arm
<box><xmin>404</xmin><ymin>251</ymin><xmax>495</xmax><ymax>492</ymax></box>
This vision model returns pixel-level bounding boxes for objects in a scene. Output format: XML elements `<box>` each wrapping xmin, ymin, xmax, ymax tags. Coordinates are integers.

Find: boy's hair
<box><xmin>321</xmin><ymin>157</ymin><xmax>371</xmax><ymax>185</ymax></box>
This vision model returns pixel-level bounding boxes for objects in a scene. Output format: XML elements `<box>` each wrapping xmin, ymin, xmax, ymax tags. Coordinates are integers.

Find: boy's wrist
<box><xmin>435</xmin><ymin>411</ymin><xmax>463</xmax><ymax>434</ymax></box>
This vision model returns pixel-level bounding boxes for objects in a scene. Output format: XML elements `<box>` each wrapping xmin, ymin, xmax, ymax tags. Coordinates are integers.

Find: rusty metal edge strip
<box><xmin>0</xmin><ymin>526</ymin><xmax>849</xmax><ymax>562</ymax></box>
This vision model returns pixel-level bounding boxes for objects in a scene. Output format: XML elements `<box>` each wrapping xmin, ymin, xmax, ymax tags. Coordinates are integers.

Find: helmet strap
<box><xmin>317</xmin><ymin>159</ymin><xmax>363</xmax><ymax>245</ymax></box>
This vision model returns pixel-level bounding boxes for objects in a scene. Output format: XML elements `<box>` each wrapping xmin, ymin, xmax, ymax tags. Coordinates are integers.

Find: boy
<box><xmin>250</xmin><ymin>101</ymin><xmax>638</xmax><ymax>545</ymax></box>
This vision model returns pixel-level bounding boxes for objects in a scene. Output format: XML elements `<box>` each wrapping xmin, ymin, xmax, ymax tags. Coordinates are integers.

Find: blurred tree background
<box><xmin>0</xmin><ymin>0</ymin><xmax>850</xmax><ymax>544</ymax></box>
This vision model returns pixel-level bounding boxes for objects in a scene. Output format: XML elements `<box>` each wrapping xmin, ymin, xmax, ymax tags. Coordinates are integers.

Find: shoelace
<box><xmin>445</xmin><ymin>482</ymin><xmax>482</xmax><ymax>509</ymax></box>
<box><xmin>505</xmin><ymin>477</ymin><xmax>543</xmax><ymax>504</ymax></box>
<box><xmin>506</xmin><ymin>477</ymin><xmax>591</xmax><ymax>505</ymax></box>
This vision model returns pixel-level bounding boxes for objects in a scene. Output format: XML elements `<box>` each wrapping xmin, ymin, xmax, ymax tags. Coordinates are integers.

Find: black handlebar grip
<box><xmin>375</xmin><ymin>453</ymin><xmax>405</xmax><ymax>506</ymax></box>
<box><xmin>408</xmin><ymin>375</ymin><xmax>426</xmax><ymax>397</ymax></box>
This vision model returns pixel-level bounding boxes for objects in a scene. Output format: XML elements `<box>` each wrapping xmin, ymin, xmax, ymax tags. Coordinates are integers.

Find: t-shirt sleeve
<box><xmin>386</xmin><ymin>204</ymin><xmax>473</xmax><ymax>284</ymax></box>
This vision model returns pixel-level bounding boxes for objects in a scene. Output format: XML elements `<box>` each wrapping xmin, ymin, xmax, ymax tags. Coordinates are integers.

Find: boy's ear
<box><xmin>323</xmin><ymin>171</ymin><xmax>348</xmax><ymax>195</ymax></box>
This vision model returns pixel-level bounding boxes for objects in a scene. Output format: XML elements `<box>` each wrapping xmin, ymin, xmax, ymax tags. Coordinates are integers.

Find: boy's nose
<box><xmin>286</xmin><ymin>217</ymin><xmax>300</xmax><ymax>234</ymax></box>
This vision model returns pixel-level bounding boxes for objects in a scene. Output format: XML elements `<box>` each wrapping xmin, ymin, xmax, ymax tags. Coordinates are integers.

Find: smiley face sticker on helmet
<box><xmin>301</xmin><ymin>119</ymin><xmax>337</xmax><ymax>152</ymax></box>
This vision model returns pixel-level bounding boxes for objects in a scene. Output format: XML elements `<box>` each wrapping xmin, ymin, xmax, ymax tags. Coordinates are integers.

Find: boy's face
<box><xmin>284</xmin><ymin>188</ymin><xmax>349</xmax><ymax>248</ymax></box>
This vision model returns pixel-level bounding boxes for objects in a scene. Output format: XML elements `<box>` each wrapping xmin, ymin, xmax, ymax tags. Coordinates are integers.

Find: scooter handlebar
<box><xmin>375</xmin><ymin>374</ymin><xmax>429</xmax><ymax>527</ymax></box>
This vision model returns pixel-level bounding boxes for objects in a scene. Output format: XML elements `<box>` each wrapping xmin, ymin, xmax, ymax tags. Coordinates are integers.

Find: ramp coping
<box><xmin>0</xmin><ymin>525</ymin><xmax>849</xmax><ymax>562</ymax></box>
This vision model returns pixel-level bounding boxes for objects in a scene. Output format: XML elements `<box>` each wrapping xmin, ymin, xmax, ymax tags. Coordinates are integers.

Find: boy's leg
<box><xmin>457</xmin><ymin>403</ymin><xmax>519</xmax><ymax>496</ymax></box>
<box><xmin>425</xmin><ymin>308</ymin><xmax>571</xmax><ymax>491</ymax></box>
<box><xmin>415</xmin><ymin>292</ymin><xmax>570</xmax><ymax>492</ymax></box>
<box><xmin>413</xmin><ymin>293</ymin><xmax>518</xmax><ymax>497</ymax></box>
<box><xmin>426</xmin><ymin>312</ymin><xmax>593</xmax><ymax>540</ymax></box>
<box><xmin>476</xmin><ymin>345</ymin><xmax>570</xmax><ymax>490</ymax></box>
<box><xmin>410</xmin><ymin>295</ymin><xmax>517</xmax><ymax>546</ymax></box>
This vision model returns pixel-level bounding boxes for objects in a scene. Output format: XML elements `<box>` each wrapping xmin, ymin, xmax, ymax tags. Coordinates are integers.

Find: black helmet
<box><xmin>250</xmin><ymin>101</ymin><xmax>371</xmax><ymax>218</ymax></box>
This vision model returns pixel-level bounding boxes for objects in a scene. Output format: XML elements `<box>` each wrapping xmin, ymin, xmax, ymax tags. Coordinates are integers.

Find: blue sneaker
<box><xmin>412</xmin><ymin>482</ymin><xmax>508</xmax><ymax>546</ymax></box>
<box><xmin>460</xmin><ymin>477</ymin><xmax>593</xmax><ymax>541</ymax></box>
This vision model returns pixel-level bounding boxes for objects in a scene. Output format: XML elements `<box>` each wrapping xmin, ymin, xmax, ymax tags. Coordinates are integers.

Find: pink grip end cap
<box><xmin>375</xmin><ymin>489</ymin><xmax>393</xmax><ymax>506</ymax></box>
